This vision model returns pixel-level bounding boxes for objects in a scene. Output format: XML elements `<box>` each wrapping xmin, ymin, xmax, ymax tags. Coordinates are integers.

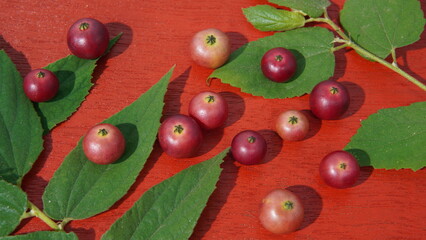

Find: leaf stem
<box><xmin>28</xmin><ymin>200</ymin><xmax>61</xmax><ymax>231</ymax></box>
<box><xmin>345</xmin><ymin>41</ymin><xmax>426</xmax><ymax>91</ymax></box>
<box><xmin>307</xmin><ymin>9</ymin><xmax>426</xmax><ymax>91</ymax></box>
<box><xmin>58</xmin><ymin>218</ymin><xmax>73</xmax><ymax>230</ymax></box>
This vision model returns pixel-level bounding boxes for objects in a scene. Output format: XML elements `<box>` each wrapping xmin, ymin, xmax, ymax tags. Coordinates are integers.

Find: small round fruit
<box><xmin>23</xmin><ymin>69</ymin><xmax>59</xmax><ymax>102</ymax></box>
<box><xmin>319</xmin><ymin>150</ymin><xmax>360</xmax><ymax>188</ymax></box>
<box><xmin>309</xmin><ymin>80</ymin><xmax>349</xmax><ymax>120</ymax></box>
<box><xmin>231</xmin><ymin>130</ymin><xmax>267</xmax><ymax>165</ymax></box>
<box><xmin>83</xmin><ymin>123</ymin><xmax>126</xmax><ymax>165</ymax></box>
<box><xmin>188</xmin><ymin>91</ymin><xmax>228</xmax><ymax>130</ymax></box>
<box><xmin>158</xmin><ymin>114</ymin><xmax>203</xmax><ymax>158</ymax></box>
<box><xmin>67</xmin><ymin>18</ymin><xmax>109</xmax><ymax>59</ymax></box>
<box><xmin>261</xmin><ymin>47</ymin><xmax>297</xmax><ymax>83</ymax></box>
<box><xmin>190</xmin><ymin>28</ymin><xmax>231</xmax><ymax>69</ymax></box>
<box><xmin>259</xmin><ymin>189</ymin><xmax>304</xmax><ymax>234</ymax></box>
<box><xmin>275</xmin><ymin>110</ymin><xmax>309</xmax><ymax>141</ymax></box>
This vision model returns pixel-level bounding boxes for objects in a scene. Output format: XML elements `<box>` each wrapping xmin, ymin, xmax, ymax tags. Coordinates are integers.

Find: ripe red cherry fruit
<box><xmin>23</xmin><ymin>69</ymin><xmax>59</xmax><ymax>102</ymax></box>
<box><xmin>231</xmin><ymin>130</ymin><xmax>267</xmax><ymax>165</ymax></box>
<box><xmin>190</xmin><ymin>28</ymin><xmax>231</xmax><ymax>69</ymax></box>
<box><xmin>259</xmin><ymin>189</ymin><xmax>304</xmax><ymax>234</ymax></box>
<box><xmin>158</xmin><ymin>114</ymin><xmax>203</xmax><ymax>158</ymax></box>
<box><xmin>309</xmin><ymin>80</ymin><xmax>350</xmax><ymax>120</ymax></box>
<box><xmin>261</xmin><ymin>47</ymin><xmax>297</xmax><ymax>83</ymax></box>
<box><xmin>275</xmin><ymin>110</ymin><xmax>309</xmax><ymax>141</ymax></box>
<box><xmin>188</xmin><ymin>91</ymin><xmax>228</xmax><ymax>130</ymax></box>
<box><xmin>319</xmin><ymin>150</ymin><xmax>360</xmax><ymax>189</ymax></box>
<box><xmin>83</xmin><ymin>123</ymin><xmax>126</xmax><ymax>165</ymax></box>
<box><xmin>67</xmin><ymin>18</ymin><xmax>109</xmax><ymax>59</ymax></box>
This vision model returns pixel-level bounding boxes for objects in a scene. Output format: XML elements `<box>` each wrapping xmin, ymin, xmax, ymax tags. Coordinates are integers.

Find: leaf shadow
<box><xmin>162</xmin><ymin>67</ymin><xmax>191</xmax><ymax>118</ymax></box>
<box><xmin>286</xmin><ymin>185</ymin><xmax>323</xmax><ymax>231</ymax></box>
<box><xmin>258</xmin><ymin>129</ymin><xmax>283</xmax><ymax>165</ymax></box>
<box><xmin>221</xmin><ymin>91</ymin><xmax>245</xmax><ymax>128</ymax></box>
<box><xmin>65</xmin><ymin>226</ymin><xmax>96</xmax><ymax>240</ymax></box>
<box><xmin>190</xmin><ymin>153</ymin><xmax>238</xmax><ymax>240</ymax></box>
<box><xmin>301</xmin><ymin>109</ymin><xmax>322</xmax><ymax>140</ymax></box>
<box><xmin>91</xmin><ymin>22</ymin><xmax>132</xmax><ymax>86</ymax></box>
<box><xmin>340</xmin><ymin>81</ymin><xmax>365</xmax><ymax>119</ymax></box>
<box><xmin>0</xmin><ymin>35</ymin><xmax>32</xmax><ymax>78</ymax></box>
<box><xmin>114</xmin><ymin>123</ymin><xmax>139</xmax><ymax>164</ymax></box>
<box><xmin>396</xmin><ymin>23</ymin><xmax>426</xmax><ymax>85</ymax></box>
<box><xmin>104</xmin><ymin>22</ymin><xmax>133</xmax><ymax>59</ymax></box>
<box><xmin>286</xmin><ymin>49</ymin><xmax>306</xmax><ymax>82</ymax></box>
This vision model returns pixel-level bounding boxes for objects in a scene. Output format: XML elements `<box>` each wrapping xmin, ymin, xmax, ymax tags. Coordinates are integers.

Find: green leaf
<box><xmin>344</xmin><ymin>102</ymin><xmax>426</xmax><ymax>171</ymax></box>
<box><xmin>0</xmin><ymin>231</ymin><xmax>78</xmax><ymax>240</ymax></box>
<box><xmin>269</xmin><ymin>0</ymin><xmax>330</xmax><ymax>18</ymax></box>
<box><xmin>37</xmin><ymin>34</ymin><xmax>122</xmax><ymax>134</ymax></box>
<box><xmin>242</xmin><ymin>5</ymin><xmax>305</xmax><ymax>32</ymax></box>
<box><xmin>102</xmin><ymin>148</ymin><xmax>229</xmax><ymax>240</ymax></box>
<box><xmin>42</xmin><ymin>66</ymin><xmax>174</xmax><ymax>220</ymax></box>
<box><xmin>0</xmin><ymin>180</ymin><xmax>28</xmax><ymax>236</ymax></box>
<box><xmin>340</xmin><ymin>0</ymin><xmax>425</xmax><ymax>59</ymax></box>
<box><xmin>0</xmin><ymin>50</ymin><xmax>44</xmax><ymax>185</ymax></box>
<box><xmin>209</xmin><ymin>27</ymin><xmax>335</xmax><ymax>99</ymax></box>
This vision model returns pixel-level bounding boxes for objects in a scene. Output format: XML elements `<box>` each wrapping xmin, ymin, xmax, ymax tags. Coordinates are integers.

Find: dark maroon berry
<box><xmin>309</xmin><ymin>80</ymin><xmax>350</xmax><ymax>120</ymax></box>
<box><xmin>231</xmin><ymin>130</ymin><xmax>267</xmax><ymax>165</ymax></box>
<box><xmin>23</xmin><ymin>69</ymin><xmax>59</xmax><ymax>102</ymax></box>
<box><xmin>261</xmin><ymin>47</ymin><xmax>297</xmax><ymax>83</ymax></box>
<box><xmin>158</xmin><ymin>114</ymin><xmax>203</xmax><ymax>158</ymax></box>
<box><xmin>67</xmin><ymin>18</ymin><xmax>109</xmax><ymax>59</ymax></box>
<box><xmin>319</xmin><ymin>150</ymin><xmax>360</xmax><ymax>189</ymax></box>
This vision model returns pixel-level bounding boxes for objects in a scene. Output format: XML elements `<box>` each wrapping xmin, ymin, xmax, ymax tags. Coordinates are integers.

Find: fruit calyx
<box><xmin>288</xmin><ymin>116</ymin><xmax>298</xmax><ymax>125</ymax></box>
<box><xmin>36</xmin><ymin>71</ymin><xmax>45</xmax><ymax>78</ymax></box>
<box><xmin>339</xmin><ymin>162</ymin><xmax>347</xmax><ymax>170</ymax></box>
<box><xmin>174</xmin><ymin>125</ymin><xmax>184</xmax><ymax>134</ymax></box>
<box><xmin>247</xmin><ymin>136</ymin><xmax>256</xmax><ymax>143</ymax></box>
<box><xmin>206</xmin><ymin>35</ymin><xmax>216</xmax><ymax>45</ymax></box>
<box><xmin>330</xmin><ymin>86</ymin><xmax>339</xmax><ymax>94</ymax></box>
<box><xmin>205</xmin><ymin>95</ymin><xmax>215</xmax><ymax>103</ymax></box>
<box><xmin>79</xmin><ymin>22</ymin><xmax>90</xmax><ymax>31</ymax></box>
<box><xmin>282</xmin><ymin>200</ymin><xmax>294</xmax><ymax>210</ymax></box>
<box><xmin>97</xmin><ymin>128</ymin><xmax>109</xmax><ymax>137</ymax></box>
<box><xmin>275</xmin><ymin>55</ymin><xmax>283</xmax><ymax>62</ymax></box>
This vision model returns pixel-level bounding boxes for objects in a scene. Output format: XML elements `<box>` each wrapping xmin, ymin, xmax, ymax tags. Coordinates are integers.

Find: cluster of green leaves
<box><xmin>210</xmin><ymin>0</ymin><xmax>425</xmax><ymax>98</ymax></box>
<box><xmin>0</xmin><ymin>35</ymin><xmax>228</xmax><ymax>239</ymax></box>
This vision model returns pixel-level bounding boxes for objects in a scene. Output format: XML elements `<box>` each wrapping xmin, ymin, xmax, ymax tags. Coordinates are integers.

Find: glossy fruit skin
<box><xmin>83</xmin><ymin>123</ymin><xmax>126</xmax><ymax>165</ymax></box>
<box><xmin>319</xmin><ymin>150</ymin><xmax>360</xmax><ymax>188</ymax></box>
<box><xmin>259</xmin><ymin>189</ymin><xmax>304</xmax><ymax>234</ymax></box>
<box><xmin>275</xmin><ymin>110</ymin><xmax>309</xmax><ymax>141</ymax></box>
<box><xmin>231</xmin><ymin>130</ymin><xmax>267</xmax><ymax>165</ymax></box>
<box><xmin>67</xmin><ymin>18</ymin><xmax>109</xmax><ymax>59</ymax></box>
<box><xmin>190</xmin><ymin>28</ymin><xmax>231</xmax><ymax>69</ymax></box>
<box><xmin>158</xmin><ymin>114</ymin><xmax>203</xmax><ymax>158</ymax></box>
<box><xmin>261</xmin><ymin>47</ymin><xmax>297</xmax><ymax>83</ymax></box>
<box><xmin>188</xmin><ymin>91</ymin><xmax>228</xmax><ymax>130</ymax></box>
<box><xmin>23</xmin><ymin>69</ymin><xmax>59</xmax><ymax>102</ymax></box>
<box><xmin>309</xmin><ymin>80</ymin><xmax>350</xmax><ymax>120</ymax></box>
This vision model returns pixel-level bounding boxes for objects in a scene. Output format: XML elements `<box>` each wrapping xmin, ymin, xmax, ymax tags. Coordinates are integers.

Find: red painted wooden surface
<box><xmin>1</xmin><ymin>0</ymin><xmax>425</xmax><ymax>239</ymax></box>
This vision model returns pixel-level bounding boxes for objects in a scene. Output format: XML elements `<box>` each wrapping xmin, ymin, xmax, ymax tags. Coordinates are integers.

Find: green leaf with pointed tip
<box><xmin>344</xmin><ymin>102</ymin><xmax>426</xmax><ymax>171</ymax></box>
<box><xmin>0</xmin><ymin>231</ymin><xmax>78</xmax><ymax>240</ymax></box>
<box><xmin>37</xmin><ymin>34</ymin><xmax>122</xmax><ymax>134</ymax></box>
<box><xmin>269</xmin><ymin>0</ymin><xmax>330</xmax><ymax>18</ymax></box>
<box><xmin>42</xmin><ymin>66</ymin><xmax>174</xmax><ymax>220</ymax></box>
<box><xmin>0</xmin><ymin>50</ymin><xmax>44</xmax><ymax>185</ymax></box>
<box><xmin>102</xmin><ymin>148</ymin><xmax>229</xmax><ymax>240</ymax></box>
<box><xmin>0</xmin><ymin>180</ymin><xmax>28</xmax><ymax>236</ymax></box>
<box><xmin>209</xmin><ymin>27</ymin><xmax>335</xmax><ymax>99</ymax></box>
<box><xmin>243</xmin><ymin>5</ymin><xmax>305</xmax><ymax>32</ymax></box>
<box><xmin>340</xmin><ymin>0</ymin><xmax>425</xmax><ymax>59</ymax></box>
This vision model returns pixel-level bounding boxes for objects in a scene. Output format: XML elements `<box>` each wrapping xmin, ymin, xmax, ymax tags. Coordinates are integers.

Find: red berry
<box><xmin>261</xmin><ymin>47</ymin><xmax>297</xmax><ymax>83</ymax></box>
<box><xmin>23</xmin><ymin>69</ymin><xmax>59</xmax><ymax>102</ymax></box>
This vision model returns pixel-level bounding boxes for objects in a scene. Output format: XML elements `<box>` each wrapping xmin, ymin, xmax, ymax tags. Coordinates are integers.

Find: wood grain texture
<box><xmin>0</xmin><ymin>0</ymin><xmax>425</xmax><ymax>239</ymax></box>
